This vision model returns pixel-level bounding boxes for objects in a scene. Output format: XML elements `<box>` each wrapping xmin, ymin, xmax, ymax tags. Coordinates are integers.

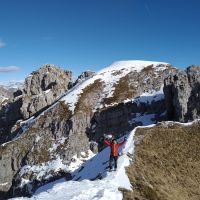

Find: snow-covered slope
<box><xmin>11</xmin><ymin>113</ymin><xmax>156</xmax><ymax>200</ymax></box>
<box><xmin>61</xmin><ymin>60</ymin><xmax>169</xmax><ymax>112</ymax></box>
<box><xmin>11</xmin><ymin>133</ymin><xmax>134</xmax><ymax>200</ymax></box>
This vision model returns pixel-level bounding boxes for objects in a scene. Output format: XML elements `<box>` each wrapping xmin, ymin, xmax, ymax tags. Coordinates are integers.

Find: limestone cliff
<box><xmin>164</xmin><ymin>65</ymin><xmax>200</xmax><ymax>122</ymax></box>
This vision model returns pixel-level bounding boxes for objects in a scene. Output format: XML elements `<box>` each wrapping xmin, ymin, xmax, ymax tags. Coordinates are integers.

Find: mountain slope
<box><xmin>0</xmin><ymin>60</ymin><xmax>176</xmax><ymax>198</ymax></box>
<box><xmin>10</xmin><ymin>120</ymin><xmax>200</xmax><ymax>200</ymax></box>
<box><xmin>10</xmin><ymin>122</ymin><xmax>137</xmax><ymax>200</ymax></box>
<box><xmin>61</xmin><ymin>60</ymin><xmax>172</xmax><ymax>112</ymax></box>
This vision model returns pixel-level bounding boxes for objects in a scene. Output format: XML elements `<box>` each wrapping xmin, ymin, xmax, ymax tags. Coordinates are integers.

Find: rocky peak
<box><xmin>186</xmin><ymin>65</ymin><xmax>200</xmax><ymax>85</ymax></box>
<box><xmin>0</xmin><ymin>64</ymin><xmax>73</xmax><ymax>146</ymax></box>
<box><xmin>24</xmin><ymin>64</ymin><xmax>72</xmax><ymax>95</ymax></box>
<box><xmin>74</xmin><ymin>71</ymin><xmax>95</xmax><ymax>85</ymax></box>
<box><xmin>21</xmin><ymin>64</ymin><xmax>72</xmax><ymax>119</ymax></box>
<box><xmin>164</xmin><ymin>66</ymin><xmax>200</xmax><ymax>122</ymax></box>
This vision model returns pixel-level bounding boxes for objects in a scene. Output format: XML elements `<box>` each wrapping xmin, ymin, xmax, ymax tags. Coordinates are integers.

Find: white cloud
<box><xmin>0</xmin><ymin>39</ymin><xmax>6</xmax><ymax>48</ymax></box>
<box><xmin>0</xmin><ymin>66</ymin><xmax>20</xmax><ymax>72</ymax></box>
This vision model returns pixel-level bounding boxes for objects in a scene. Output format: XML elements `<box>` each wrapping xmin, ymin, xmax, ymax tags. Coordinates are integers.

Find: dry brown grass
<box><xmin>74</xmin><ymin>79</ymin><xmax>103</xmax><ymax>114</ymax></box>
<box><xmin>104</xmin><ymin>74</ymin><xmax>137</xmax><ymax>105</ymax></box>
<box><xmin>141</xmin><ymin>65</ymin><xmax>154</xmax><ymax>74</ymax></box>
<box><xmin>122</xmin><ymin>122</ymin><xmax>200</xmax><ymax>200</ymax></box>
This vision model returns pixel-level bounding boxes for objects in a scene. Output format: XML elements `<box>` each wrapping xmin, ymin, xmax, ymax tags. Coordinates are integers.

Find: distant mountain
<box><xmin>0</xmin><ymin>81</ymin><xmax>24</xmax><ymax>108</ymax></box>
<box><xmin>1</xmin><ymin>80</ymin><xmax>24</xmax><ymax>90</ymax></box>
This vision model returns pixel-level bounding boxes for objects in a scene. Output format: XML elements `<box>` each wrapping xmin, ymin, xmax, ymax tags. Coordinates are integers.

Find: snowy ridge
<box><xmin>10</xmin><ymin>120</ymin><xmax>200</xmax><ymax>200</ymax></box>
<box><xmin>98</xmin><ymin>60</ymin><xmax>168</xmax><ymax>74</ymax></box>
<box><xmin>61</xmin><ymin>60</ymin><xmax>169</xmax><ymax>112</ymax></box>
<box><xmin>11</xmin><ymin>115</ymin><xmax>157</xmax><ymax>200</ymax></box>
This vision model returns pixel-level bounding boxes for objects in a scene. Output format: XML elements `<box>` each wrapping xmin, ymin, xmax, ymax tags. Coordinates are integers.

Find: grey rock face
<box><xmin>90</xmin><ymin>98</ymin><xmax>166</xmax><ymax>144</ymax></box>
<box><xmin>0</xmin><ymin>97</ymin><xmax>23</xmax><ymax>144</ymax></box>
<box><xmin>0</xmin><ymin>64</ymin><xmax>72</xmax><ymax>145</ymax></box>
<box><xmin>21</xmin><ymin>64</ymin><xmax>72</xmax><ymax>119</ymax></box>
<box><xmin>0</xmin><ymin>101</ymin><xmax>93</xmax><ymax>198</ymax></box>
<box><xmin>164</xmin><ymin>65</ymin><xmax>200</xmax><ymax>122</ymax></box>
<box><xmin>74</xmin><ymin>71</ymin><xmax>95</xmax><ymax>86</ymax></box>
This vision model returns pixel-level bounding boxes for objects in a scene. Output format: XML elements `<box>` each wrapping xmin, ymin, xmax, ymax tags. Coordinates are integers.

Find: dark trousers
<box><xmin>109</xmin><ymin>155</ymin><xmax>118</xmax><ymax>169</ymax></box>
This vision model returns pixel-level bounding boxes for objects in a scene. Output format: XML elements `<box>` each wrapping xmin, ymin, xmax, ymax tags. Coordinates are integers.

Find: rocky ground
<box><xmin>122</xmin><ymin>121</ymin><xmax>200</xmax><ymax>200</ymax></box>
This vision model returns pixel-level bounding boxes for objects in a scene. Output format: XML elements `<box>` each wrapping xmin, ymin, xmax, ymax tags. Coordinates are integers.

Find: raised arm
<box><xmin>117</xmin><ymin>140</ymin><xmax>126</xmax><ymax>147</ymax></box>
<box><xmin>103</xmin><ymin>139</ymin><xmax>111</xmax><ymax>146</ymax></box>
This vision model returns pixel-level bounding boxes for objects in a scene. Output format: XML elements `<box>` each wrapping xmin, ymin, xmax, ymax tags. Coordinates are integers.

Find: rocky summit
<box><xmin>0</xmin><ymin>61</ymin><xmax>200</xmax><ymax>200</ymax></box>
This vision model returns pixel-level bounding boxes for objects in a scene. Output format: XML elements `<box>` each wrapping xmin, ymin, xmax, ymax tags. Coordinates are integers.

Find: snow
<box><xmin>44</xmin><ymin>89</ymin><xmax>51</xmax><ymax>94</ymax></box>
<box><xmin>11</xmin><ymin>122</ymin><xmax>159</xmax><ymax>200</ymax></box>
<box><xmin>0</xmin><ymin>182</ymin><xmax>8</xmax><ymax>186</ymax></box>
<box><xmin>61</xmin><ymin>60</ymin><xmax>169</xmax><ymax>113</ymax></box>
<box><xmin>11</xmin><ymin>111</ymin><xmax>157</xmax><ymax>200</ymax></box>
<box><xmin>48</xmin><ymin>137</ymin><xmax>66</xmax><ymax>152</ymax></box>
<box><xmin>98</xmin><ymin>60</ymin><xmax>168</xmax><ymax>74</ymax></box>
<box><xmin>0</xmin><ymin>96</ymin><xmax>8</xmax><ymax>102</ymax></box>
<box><xmin>136</xmin><ymin>90</ymin><xmax>164</xmax><ymax>104</ymax></box>
<box><xmin>18</xmin><ymin>150</ymin><xmax>95</xmax><ymax>188</ymax></box>
<box><xmin>19</xmin><ymin>117</ymin><xmax>35</xmax><ymax>132</ymax></box>
<box><xmin>35</xmin><ymin>135</ymin><xmax>41</xmax><ymax>143</ymax></box>
<box><xmin>161</xmin><ymin>120</ymin><xmax>198</xmax><ymax>127</ymax></box>
<box><xmin>11</xmin><ymin>130</ymin><xmax>135</xmax><ymax>200</ymax></box>
<box><xmin>129</xmin><ymin>113</ymin><xmax>156</xmax><ymax>126</ymax></box>
<box><xmin>123</xmin><ymin>85</ymin><xmax>165</xmax><ymax>105</ymax></box>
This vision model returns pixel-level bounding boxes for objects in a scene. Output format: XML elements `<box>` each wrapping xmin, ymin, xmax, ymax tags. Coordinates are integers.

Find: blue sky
<box><xmin>0</xmin><ymin>0</ymin><xmax>200</xmax><ymax>82</ymax></box>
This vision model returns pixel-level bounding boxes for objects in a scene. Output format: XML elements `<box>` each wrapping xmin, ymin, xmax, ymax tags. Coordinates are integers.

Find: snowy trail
<box><xmin>10</xmin><ymin>110</ymin><xmax>159</xmax><ymax>200</ymax></box>
<box><xmin>11</xmin><ymin>129</ymin><xmax>136</xmax><ymax>200</ymax></box>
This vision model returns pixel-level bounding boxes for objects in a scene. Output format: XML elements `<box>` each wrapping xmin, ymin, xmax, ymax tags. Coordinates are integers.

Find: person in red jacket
<box><xmin>103</xmin><ymin>137</ymin><xmax>127</xmax><ymax>171</ymax></box>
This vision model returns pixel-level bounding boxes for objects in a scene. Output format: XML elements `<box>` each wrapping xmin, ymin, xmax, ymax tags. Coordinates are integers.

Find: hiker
<box><xmin>102</xmin><ymin>136</ymin><xmax>127</xmax><ymax>171</ymax></box>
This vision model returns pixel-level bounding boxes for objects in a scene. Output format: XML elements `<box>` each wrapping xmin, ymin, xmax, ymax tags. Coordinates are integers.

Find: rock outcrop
<box><xmin>0</xmin><ymin>64</ymin><xmax>72</xmax><ymax>145</ymax></box>
<box><xmin>21</xmin><ymin>64</ymin><xmax>72</xmax><ymax>119</ymax></box>
<box><xmin>164</xmin><ymin>65</ymin><xmax>200</xmax><ymax>122</ymax></box>
<box><xmin>74</xmin><ymin>71</ymin><xmax>95</xmax><ymax>86</ymax></box>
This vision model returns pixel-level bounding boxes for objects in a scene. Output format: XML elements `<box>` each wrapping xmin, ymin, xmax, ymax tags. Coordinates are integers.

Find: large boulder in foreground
<box><xmin>164</xmin><ymin>65</ymin><xmax>200</xmax><ymax>122</ymax></box>
<box><xmin>122</xmin><ymin>121</ymin><xmax>200</xmax><ymax>200</ymax></box>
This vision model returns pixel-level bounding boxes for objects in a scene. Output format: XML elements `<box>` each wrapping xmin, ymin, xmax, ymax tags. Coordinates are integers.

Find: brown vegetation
<box><xmin>75</xmin><ymin>79</ymin><xmax>103</xmax><ymax>114</ymax></box>
<box><xmin>122</xmin><ymin>122</ymin><xmax>200</xmax><ymax>200</ymax></box>
<box><xmin>104</xmin><ymin>74</ymin><xmax>137</xmax><ymax>105</ymax></box>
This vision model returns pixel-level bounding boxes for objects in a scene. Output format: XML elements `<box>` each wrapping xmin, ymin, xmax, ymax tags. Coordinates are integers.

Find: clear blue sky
<box><xmin>0</xmin><ymin>0</ymin><xmax>200</xmax><ymax>82</ymax></box>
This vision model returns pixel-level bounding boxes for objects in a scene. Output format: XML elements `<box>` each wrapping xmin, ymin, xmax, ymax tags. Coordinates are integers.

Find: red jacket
<box><xmin>104</xmin><ymin>139</ymin><xmax>126</xmax><ymax>156</ymax></box>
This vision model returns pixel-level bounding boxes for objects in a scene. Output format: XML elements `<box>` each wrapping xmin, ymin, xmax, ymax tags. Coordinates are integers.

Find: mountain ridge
<box><xmin>0</xmin><ymin>60</ymin><xmax>200</xmax><ymax>199</ymax></box>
